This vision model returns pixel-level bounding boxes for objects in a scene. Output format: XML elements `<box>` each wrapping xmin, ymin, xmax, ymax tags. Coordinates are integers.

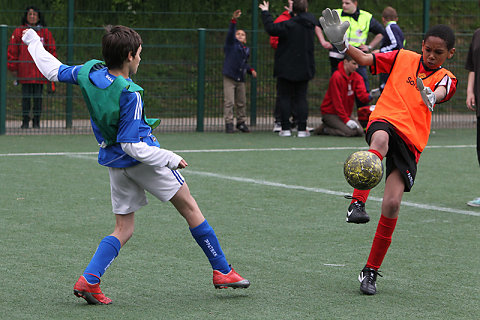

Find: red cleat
<box><xmin>73</xmin><ymin>275</ymin><xmax>112</xmax><ymax>305</ymax></box>
<box><xmin>213</xmin><ymin>267</ymin><xmax>250</xmax><ymax>289</ymax></box>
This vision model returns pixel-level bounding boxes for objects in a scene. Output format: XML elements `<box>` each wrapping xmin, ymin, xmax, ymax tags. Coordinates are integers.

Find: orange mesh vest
<box><xmin>369</xmin><ymin>49</ymin><xmax>455</xmax><ymax>152</ymax></box>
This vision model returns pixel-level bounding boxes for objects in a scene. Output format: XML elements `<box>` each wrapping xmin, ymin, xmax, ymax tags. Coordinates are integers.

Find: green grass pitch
<box><xmin>0</xmin><ymin>129</ymin><xmax>479</xmax><ymax>319</ymax></box>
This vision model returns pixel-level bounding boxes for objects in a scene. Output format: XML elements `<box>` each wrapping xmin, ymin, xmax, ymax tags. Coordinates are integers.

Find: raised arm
<box><xmin>22</xmin><ymin>28</ymin><xmax>62</xmax><ymax>81</ymax></box>
<box><xmin>320</xmin><ymin>8</ymin><xmax>374</xmax><ymax>66</ymax></box>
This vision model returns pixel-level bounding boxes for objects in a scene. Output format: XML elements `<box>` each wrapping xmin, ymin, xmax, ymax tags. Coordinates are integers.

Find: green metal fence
<box><xmin>0</xmin><ymin>0</ymin><xmax>478</xmax><ymax>135</ymax></box>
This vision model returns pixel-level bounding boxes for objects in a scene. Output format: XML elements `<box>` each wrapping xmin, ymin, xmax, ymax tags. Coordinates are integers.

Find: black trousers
<box><xmin>22</xmin><ymin>83</ymin><xmax>43</xmax><ymax>119</ymax></box>
<box><xmin>277</xmin><ymin>77</ymin><xmax>308</xmax><ymax>131</ymax></box>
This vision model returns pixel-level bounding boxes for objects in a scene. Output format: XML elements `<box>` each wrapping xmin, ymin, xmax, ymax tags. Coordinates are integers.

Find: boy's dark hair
<box><xmin>382</xmin><ymin>6</ymin><xmax>398</xmax><ymax>21</ymax></box>
<box><xmin>21</xmin><ymin>6</ymin><xmax>46</xmax><ymax>27</ymax></box>
<box><xmin>424</xmin><ymin>24</ymin><xmax>455</xmax><ymax>50</ymax></box>
<box><xmin>292</xmin><ymin>0</ymin><xmax>308</xmax><ymax>14</ymax></box>
<box><xmin>102</xmin><ymin>25</ymin><xmax>143</xmax><ymax>69</ymax></box>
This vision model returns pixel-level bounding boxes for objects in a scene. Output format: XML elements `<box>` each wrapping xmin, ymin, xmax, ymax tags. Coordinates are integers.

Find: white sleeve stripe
<box><xmin>134</xmin><ymin>91</ymin><xmax>142</xmax><ymax>120</ymax></box>
<box><xmin>380</xmin><ymin>26</ymin><xmax>398</xmax><ymax>52</ymax></box>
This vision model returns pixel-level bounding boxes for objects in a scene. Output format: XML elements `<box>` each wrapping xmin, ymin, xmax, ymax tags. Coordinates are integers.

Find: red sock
<box><xmin>351</xmin><ymin>189</ymin><xmax>370</xmax><ymax>203</ymax></box>
<box><xmin>366</xmin><ymin>214</ymin><xmax>398</xmax><ymax>270</ymax></box>
<box><xmin>368</xmin><ymin>149</ymin><xmax>384</xmax><ymax>161</ymax></box>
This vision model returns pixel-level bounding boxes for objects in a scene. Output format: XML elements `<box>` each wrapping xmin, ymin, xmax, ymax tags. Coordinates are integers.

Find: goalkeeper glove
<box><xmin>417</xmin><ymin>77</ymin><xmax>436</xmax><ymax>111</ymax></box>
<box><xmin>319</xmin><ymin>8</ymin><xmax>350</xmax><ymax>53</ymax></box>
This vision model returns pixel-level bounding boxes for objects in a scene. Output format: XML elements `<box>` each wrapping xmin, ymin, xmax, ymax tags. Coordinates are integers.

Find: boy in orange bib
<box><xmin>321</xmin><ymin>9</ymin><xmax>457</xmax><ymax>295</ymax></box>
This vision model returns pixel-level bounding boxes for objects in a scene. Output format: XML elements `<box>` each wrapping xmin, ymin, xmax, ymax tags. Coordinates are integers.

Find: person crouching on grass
<box><xmin>22</xmin><ymin>25</ymin><xmax>250</xmax><ymax>305</ymax></box>
<box><xmin>320</xmin><ymin>9</ymin><xmax>457</xmax><ymax>295</ymax></box>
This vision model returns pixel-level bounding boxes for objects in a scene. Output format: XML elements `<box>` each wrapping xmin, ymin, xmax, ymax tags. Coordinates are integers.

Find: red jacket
<box><xmin>269</xmin><ymin>10</ymin><xmax>291</xmax><ymax>49</ymax></box>
<box><xmin>320</xmin><ymin>61</ymin><xmax>370</xmax><ymax>123</ymax></box>
<box><xmin>8</xmin><ymin>25</ymin><xmax>57</xmax><ymax>84</ymax></box>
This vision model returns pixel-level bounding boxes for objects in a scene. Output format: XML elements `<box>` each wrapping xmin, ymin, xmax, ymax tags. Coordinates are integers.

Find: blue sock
<box><xmin>190</xmin><ymin>220</ymin><xmax>231</xmax><ymax>274</ymax></box>
<box><xmin>83</xmin><ymin>236</ymin><xmax>121</xmax><ymax>284</ymax></box>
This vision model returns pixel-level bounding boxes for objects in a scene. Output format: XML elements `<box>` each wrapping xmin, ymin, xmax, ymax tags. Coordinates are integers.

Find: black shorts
<box><xmin>366</xmin><ymin>121</ymin><xmax>417</xmax><ymax>192</ymax></box>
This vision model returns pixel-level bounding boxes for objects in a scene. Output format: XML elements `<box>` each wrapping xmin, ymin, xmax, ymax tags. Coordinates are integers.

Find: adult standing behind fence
<box><xmin>269</xmin><ymin>0</ymin><xmax>331</xmax><ymax>133</ymax></box>
<box><xmin>7</xmin><ymin>6</ymin><xmax>56</xmax><ymax>129</ymax></box>
<box><xmin>327</xmin><ymin>0</ymin><xmax>383</xmax><ymax>95</ymax></box>
<box><xmin>465</xmin><ymin>26</ymin><xmax>480</xmax><ymax>207</ymax></box>
<box><xmin>259</xmin><ymin>0</ymin><xmax>318</xmax><ymax>138</ymax></box>
<box><xmin>223</xmin><ymin>9</ymin><xmax>257</xmax><ymax>134</ymax></box>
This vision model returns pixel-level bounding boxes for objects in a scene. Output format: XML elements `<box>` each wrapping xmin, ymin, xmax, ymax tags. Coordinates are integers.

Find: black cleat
<box><xmin>358</xmin><ymin>266</ymin><xmax>382</xmax><ymax>295</ymax></box>
<box><xmin>346</xmin><ymin>197</ymin><xmax>370</xmax><ymax>224</ymax></box>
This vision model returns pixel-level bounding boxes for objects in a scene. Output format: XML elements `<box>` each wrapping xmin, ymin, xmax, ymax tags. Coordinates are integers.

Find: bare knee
<box><xmin>382</xmin><ymin>196</ymin><xmax>401</xmax><ymax>217</ymax></box>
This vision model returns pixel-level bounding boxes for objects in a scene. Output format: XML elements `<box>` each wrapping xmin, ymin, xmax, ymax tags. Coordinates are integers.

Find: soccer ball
<box><xmin>343</xmin><ymin>151</ymin><xmax>383</xmax><ymax>190</ymax></box>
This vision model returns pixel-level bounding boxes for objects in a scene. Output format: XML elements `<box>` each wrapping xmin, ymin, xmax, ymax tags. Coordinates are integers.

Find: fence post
<box><xmin>0</xmin><ymin>25</ymin><xmax>7</xmax><ymax>135</ymax></box>
<box><xmin>197</xmin><ymin>28</ymin><xmax>206</xmax><ymax>132</ymax></box>
<box><xmin>423</xmin><ymin>0</ymin><xmax>430</xmax><ymax>34</ymax></box>
<box><xmin>65</xmin><ymin>0</ymin><xmax>75</xmax><ymax>128</ymax></box>
<box><xmin>250</xmin><ymin>0</ymin><xmax>258</xmax><ymax>126</ymax></box>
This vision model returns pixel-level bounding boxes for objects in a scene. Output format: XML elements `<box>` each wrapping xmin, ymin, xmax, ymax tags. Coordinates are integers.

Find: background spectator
<box><xmin>8</xmin><ymin>5</ymin><xmax>56</xmax><ymax>129</ymax></box>
<box><xmin>260</xmin><ymin>0</ymin><xmax>318</xmax><ymax>138</ymax></box>
<box><xmin>222</xmin><ymin>9</ymin><xmax>257</xmax><ymax>133</ymax></box>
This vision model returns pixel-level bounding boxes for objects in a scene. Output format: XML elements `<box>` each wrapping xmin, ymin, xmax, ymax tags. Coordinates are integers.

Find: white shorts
<box><xmin>108</xmin><ymin>163</ymin><xmax>185</xmax><ymax>214</ymax></box>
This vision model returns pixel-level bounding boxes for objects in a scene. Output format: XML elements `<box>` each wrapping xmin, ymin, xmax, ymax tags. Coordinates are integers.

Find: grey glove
<box><xmin>417</xmin><ymin>77</ymin><xmax>436</xmax><ymax>111</ymax></box>
<box><xmin>319</xmin><ymin>8</ymin><xmax>350</xmax><ymax>53</ymax></box>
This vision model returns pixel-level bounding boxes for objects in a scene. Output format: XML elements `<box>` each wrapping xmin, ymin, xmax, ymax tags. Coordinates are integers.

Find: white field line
<box><xmin>184</xmin><ymin>170</ymin><xmax>480</xmax><ymax>217</ymax></box>
<box><xmin>0</xmin><ymin>144</ymin><xmax>475</xmax><ymax>157</ymax></box>
<box><xmin>1</xmin><ymin>145</ymin><xmax>479</xmax><ymax>217</ymax></box>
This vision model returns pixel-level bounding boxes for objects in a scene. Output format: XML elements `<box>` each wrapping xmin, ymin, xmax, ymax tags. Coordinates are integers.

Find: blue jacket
<box><xmin>380</xmin><ymin>21</ymin><xmax>404</xmax><ymax>53</ymax></box>
<box><xmin>222</xmin><ymin>19</ymin><xmax>253</xmax><ymax>82</ymax></box>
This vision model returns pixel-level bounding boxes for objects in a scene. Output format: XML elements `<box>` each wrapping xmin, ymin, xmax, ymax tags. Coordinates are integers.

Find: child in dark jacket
<box><xmin>223</xmin><ymin>9</ymin><xmax>257</xmax><ymax>133</ymax></box>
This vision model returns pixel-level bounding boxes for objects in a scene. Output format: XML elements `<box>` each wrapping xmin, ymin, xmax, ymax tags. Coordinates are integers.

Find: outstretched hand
<box><xmin>417</xmin><ymin>77</ymin><xmax>436</xmax><ymax>111</ymax></box>
<box><xmin>319</xmin><ymin>8</ymin><xmax>350</xmax><ymax>52</ymax></box>
<box><xmin>259</xmin><ymin>1</ymin><xmax>269</xmax><ymax>11</ymax></box>
<box><xmin>233</xmin><ymin>9</ymin><xmax>242</xmax><ymax>19</ymax></box>
<box><xmin>22</xmin><ymin>28</ymin><xmax>40</xmax><ymax>45</ymax></box>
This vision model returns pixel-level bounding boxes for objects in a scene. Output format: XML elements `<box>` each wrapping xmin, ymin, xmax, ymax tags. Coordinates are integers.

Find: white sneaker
<box><xmin>306</xmin><ymin>126</ymin><xmax>314</xmax><ymax>132</ymax></box>
<box><xmin>297</xmin><ymin>131</ymin><xmax>311</xmax><ymax>138</ymax></box>
<box><xmin>467</xmin><ymin>197</ymin><xmax>480</xmax><ymax>207</ymax></box>
<box><xmin>279</xmin><ymin>130</ymin><xmax>292</xmax><ymax>137</ymax></box>
<box><xmin>273</xmin><ymin>122</ymin><xmax>282</xmax><ymax>133</ymax></box>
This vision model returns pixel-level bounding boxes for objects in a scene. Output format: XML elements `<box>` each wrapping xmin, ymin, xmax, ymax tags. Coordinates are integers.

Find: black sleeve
<box><xmin>369</xmin><ymin>17</ymin><xmax>385</xmax><ymax>35</ymax></box>
<box><xmin>261</xmin><ymin>11</ymin><xmax>289</xmax><ymax>37</ymax></box>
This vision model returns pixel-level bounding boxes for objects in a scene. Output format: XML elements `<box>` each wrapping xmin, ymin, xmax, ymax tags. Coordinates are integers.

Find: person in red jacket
<box><xmin>8</xmin><ymin>6</ymin><xmax>56</xmax><ymax>129</ymax></box>
<box><xmin>315</xmin><ymin>55</ymin><xmax>378</xmax><ymax>136</ymax></box>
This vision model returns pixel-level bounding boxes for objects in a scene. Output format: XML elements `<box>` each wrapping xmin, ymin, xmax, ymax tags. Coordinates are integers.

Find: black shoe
<box><xmin>33</xmin><ymin>117</ymin><xmax>40</xmax><ymax>129</ymax></box>
<box><xmin>226</xmin><ymin>123</ymin><xmax>234</xmax><ymax>133</ymax></box>
<box><xmin>236</xmin><ymin>122</ymin><xmax>250</xmax><ymax>133</ymax></box>
<box><xmin>21</xmin><ymin>120</ymin><xmax>29</xmax><ymax>129</ymax></box>
<box><xmin>358</xmin><ymin>266</ymin><xmax>382</xmax><ymax>295</ymax></box>
<box><xmin>346</xmin><ymin>198</ymin><xmax>370</xmax><ymax>224</ymax></box>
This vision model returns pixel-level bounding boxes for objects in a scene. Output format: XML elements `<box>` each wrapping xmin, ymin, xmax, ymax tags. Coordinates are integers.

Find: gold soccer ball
<box><xmin>343</xmin><ymin>151</ymin><xmax>383</xmax><ymax>190</ymax></box>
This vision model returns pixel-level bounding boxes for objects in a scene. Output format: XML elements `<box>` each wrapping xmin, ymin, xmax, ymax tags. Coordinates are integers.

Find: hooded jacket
<box><xmin>261</xmin><ymin>10</ymin><xmax>318</xmax><ymax>81</ymax></box>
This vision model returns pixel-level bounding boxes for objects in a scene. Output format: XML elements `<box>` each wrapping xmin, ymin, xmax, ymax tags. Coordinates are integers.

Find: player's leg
<box><xmin>347</xmin><ymin>128</ymin><xmax>388</xmax><ymax>223</ymax></box>
<box><xmin>74</xmin><ymin>167</ymin><xmax>147</xmax><ymax>304</ymax></box>
<box><xmin>359</xmin><ymin>169</ymin><xmax>403</xmax><ymax>295</ymax></box>
<box><xmin>74</xmin><ymin>213</ymin><xmax>134</xmax><ymax>304</ymax></box>
<box><xmin>170</xmin><ymin>183</ymin><xmax>250</xmax><ymax>289</ymax></box>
